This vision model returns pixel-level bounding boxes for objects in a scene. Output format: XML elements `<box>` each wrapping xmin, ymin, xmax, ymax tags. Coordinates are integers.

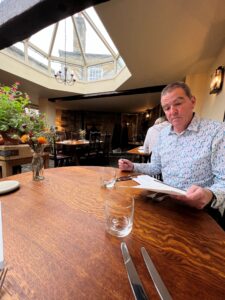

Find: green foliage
<box><xmin>0</xmin><ymin>82</ymin><xmax>31</xmax><ymax>135</ymax></box>
<box><xmin>0</xmin><ymin>82</ymin><xmax>48</xmax><ymax>140</ymax></box>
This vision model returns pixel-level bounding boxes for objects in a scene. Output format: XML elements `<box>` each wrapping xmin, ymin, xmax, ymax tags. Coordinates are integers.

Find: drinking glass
<box><xmin>100</xmin><ymin>167</ymin><xmax>116</xmax><ymax>189</ymax></box>
<box><xmin>105</xmin><ymin>190</ymin><xmax>134</xmax><ymax>237</ymax></box>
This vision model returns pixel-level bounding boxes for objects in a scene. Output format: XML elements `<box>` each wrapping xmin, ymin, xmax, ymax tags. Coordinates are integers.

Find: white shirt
<box><xmin>143</xmin><ymin>121</ymin><xmax>169</xmax><ymax>153</ymax></box>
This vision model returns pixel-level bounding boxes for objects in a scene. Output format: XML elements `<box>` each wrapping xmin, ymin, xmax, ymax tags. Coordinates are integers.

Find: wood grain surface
<box><xmin>127</xmin><ymin>146</ymin><xmax>149</xmax><ymax>156</ymax></box>
<box><xmin>0</xmin><ymin>167</ymin><xmax>225</xmax><ymax>300</ymax></box>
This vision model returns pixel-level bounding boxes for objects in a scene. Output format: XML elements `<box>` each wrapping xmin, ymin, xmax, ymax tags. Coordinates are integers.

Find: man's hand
<box><xmin>173</xmin><ymin>185</ymin><xmax>214</xmax><ymax>209</ymax></box>
<box><xmin>118</xmin><ymin>159</ymin><xmax>134</xmax><ymax>172</ymax></box>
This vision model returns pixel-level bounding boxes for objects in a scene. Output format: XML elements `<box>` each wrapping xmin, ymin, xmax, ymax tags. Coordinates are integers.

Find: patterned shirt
<box><xmin>134</xmin><ymin>115</ymin><xmax>225</xmax><ymax>214</ymax></box>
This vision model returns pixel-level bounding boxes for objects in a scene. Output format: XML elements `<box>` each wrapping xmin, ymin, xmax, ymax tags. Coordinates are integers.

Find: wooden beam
<box><xmin>48</xmin><ymin>85</ymin><xmax>167</xmax><ymax>102</ymax></box>
<box><xmin>0</xmin><ymin>0</ymin><xmax>109</xmax><ymax>50</ymax></box>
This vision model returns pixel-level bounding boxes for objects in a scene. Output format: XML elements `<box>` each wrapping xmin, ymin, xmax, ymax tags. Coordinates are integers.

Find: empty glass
<box><xmin>105</xmin><ymin>190</ymin><xmax>134</xmax><ymax>237</ymax></box>
<box><xmin>100</xmin><ymin>167</ymin><xmax>116</xmax><ymax>189</ymax></box>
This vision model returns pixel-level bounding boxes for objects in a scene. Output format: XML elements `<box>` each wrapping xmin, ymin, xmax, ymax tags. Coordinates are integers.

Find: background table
<box><xmin>56</xmin><ymin>140</ymin><xmax>90</xmax><ymax>164</ymax></box>
<box><xmin>127</xmin><ymin>146</ymin><xmax>150</xmax><ymax>162</ymax></box>
<box><xmin>0</xmin><ymin>145</ymin><xmax>49</xmax><ymax>178</ymax></box>
<box><xmin>0</xmin><ymin>167</ymin><xmax>225</xmax><ymax>299</ymax></box>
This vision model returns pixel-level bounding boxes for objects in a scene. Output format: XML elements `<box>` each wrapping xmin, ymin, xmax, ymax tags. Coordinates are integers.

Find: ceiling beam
<box><xmin>48</xmin><ymin>85</ymin><xmax>167</xmax><ymax>102</ymax></box>
<box><xmin>0</xmin><ymin>0</ymin><xmax>109</xmax><ymax>50</ymax></box>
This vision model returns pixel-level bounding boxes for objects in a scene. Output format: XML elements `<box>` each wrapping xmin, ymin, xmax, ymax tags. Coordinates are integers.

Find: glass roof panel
<box><xmin>79</xmin><ymin>14</ymin><xmax>112</xmax><ymax>61</ymax></box>
<box><xmin>12</xmin><ymin>42</ymin><xmax>24</xmax><ymax>53</ymax></box>
<box><xmin>29</xmin><ymin>24</ymin><xmax>54</xmax><ymax>54</ymax></box>
<box><xmin>52</xmin><ymin>20</ymin><xmax>66</xmax><ymax>57</ymax></box>
<box><xmin>6</xmin><ymin>42</ymin><xmax>25</xmax><ymax>62</ymax></box>
<box><xmin>51</xmin><ymin>17</ymin><xmax>85</xmax><ymax>66</ymax></box>
<box><xmin>85</xmin><ymin>7</ymin><xmax>118</xmax><ymax>55</ymax></box>
<box><xmin>28</xmin><ymin>46</ymin><xmax>48</xmax><ymax>73</ymax></box>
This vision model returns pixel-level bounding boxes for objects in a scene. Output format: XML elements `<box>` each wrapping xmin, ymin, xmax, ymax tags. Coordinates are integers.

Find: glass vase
<box><xmin>32</xmin><ymin>151</ymin><xmax>44</xmax><ymax>181</ymax></box>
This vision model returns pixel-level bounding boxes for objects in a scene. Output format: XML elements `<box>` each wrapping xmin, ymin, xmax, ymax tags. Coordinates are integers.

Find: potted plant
<box><xmin>0</xmin><ymin>82</ymin><xmax>51</xmax><ymax>181</ymax></box>
<box><xmin>0</xmin><ymin>82</ymin><xmax>30</xmax><ymax>143</ymax></box>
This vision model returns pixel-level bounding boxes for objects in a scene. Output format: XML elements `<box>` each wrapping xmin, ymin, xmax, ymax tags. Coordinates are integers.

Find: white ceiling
<box><xmin>0</xmin><ymin>0</ymin><xmax>225</xmax><ymax>113</ymax></box>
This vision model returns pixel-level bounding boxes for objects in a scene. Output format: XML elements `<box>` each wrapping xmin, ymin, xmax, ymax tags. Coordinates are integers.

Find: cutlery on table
<box><xmin>121</xmin><ymin>242</ymin><xmax>149</xmax><ymax>300</ymax></box>
<box><xmin>141</xmin><ymin>247</ymin><xmax>172</xmax><ymax>300</ymax></box>
<box><xmin>116</xmin><ymin>175</ymin><xmax>134</xmax><ymax>182</ymax></box>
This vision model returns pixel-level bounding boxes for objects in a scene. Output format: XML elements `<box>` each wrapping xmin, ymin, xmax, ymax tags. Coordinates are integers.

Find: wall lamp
<box><xmin>209</xmin><ymin>66</ymin><xmax>224</xmax><ymax>94</ymax></box>
<box><xmin>145</xmin><ymin>110</ymin><xmax>151</xmax><ymax>119</ymax></box>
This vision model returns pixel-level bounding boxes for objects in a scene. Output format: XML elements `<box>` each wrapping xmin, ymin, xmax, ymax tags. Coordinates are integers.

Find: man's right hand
<box><xmin>118</xmin><ymin>159</ymin><xmax>134</xmax><ymax>171</ymax></box>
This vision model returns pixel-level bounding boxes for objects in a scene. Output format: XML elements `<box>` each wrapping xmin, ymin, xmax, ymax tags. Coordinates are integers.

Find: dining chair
<box><xmin>87</xmin><ymin>131</ymin><xmax>101</xmax><ymax>156</ymax></box>
<box><xmin>98</xmin><ymin>133</ymin><xmax>112</xmax><ymax>164</ymax></box>
<box><xmin>56</xmin><ymin>131</ymin><xmax>66</xmax><ymax>141</ymax></box>
<box><xmin>49</xmin><ymin>138</ymin><xmax>73</xmax><ymax>168</ymax></box>
<box><xmin>78</xmin><ymin>131</ymin><xmax>101</xmax><ymax>165</ymax></box>
<box><xmin>71</xmin><ymin>132</ymin><xmax>79</xmax><ymax>140</ymax></box>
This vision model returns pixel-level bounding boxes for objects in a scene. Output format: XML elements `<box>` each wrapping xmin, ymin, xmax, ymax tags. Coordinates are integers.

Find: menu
<box><xmin>132</xmin><ymin>175</ymin><xmax>186</xmax><ymax>196</ymax></box>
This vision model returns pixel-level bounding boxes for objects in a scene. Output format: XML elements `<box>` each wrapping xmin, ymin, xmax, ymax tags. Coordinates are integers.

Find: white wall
<box><xmin>185</xmin><ymin>73</ymin><xmax>209</xmax><ymax>116</ymax></box>
<box><xmin>186</xmin><ymin>45</ymin><xmax>225</xmax><ymax>121</ymax></box>
<box><xmin>39</xmin><ymin>98</ymin><xmax>56</xmax><ymax>128</ymax></box>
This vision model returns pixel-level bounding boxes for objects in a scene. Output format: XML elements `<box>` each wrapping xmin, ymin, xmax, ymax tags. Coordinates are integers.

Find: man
<box><xmin>143</xmin><ymin>116</ymin><xmax>169</xmax><ymax>153</ymax></box>
<box><xmin>119</xmin><ymin>82</ymin><xmax>225</xmax><ymax>225</ymax></box>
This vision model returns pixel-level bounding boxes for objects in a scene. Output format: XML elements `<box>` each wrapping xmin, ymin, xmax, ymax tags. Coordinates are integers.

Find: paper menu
<box><xmin>132</xmin><ymin>175</ymin><xmax>186</xmax><ymax>196</ymax></box>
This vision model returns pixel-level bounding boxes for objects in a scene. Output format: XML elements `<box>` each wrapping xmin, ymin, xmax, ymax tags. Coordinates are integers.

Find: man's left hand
<box><xmin>173</xmin><ymin>185</ymin><xmax>213</xmax><ymax>209</ymax></box>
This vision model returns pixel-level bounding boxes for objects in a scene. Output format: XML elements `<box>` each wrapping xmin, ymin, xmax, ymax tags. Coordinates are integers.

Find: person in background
<box><xmin>143</xmin><ymin>116</ymin><xmax>169</xmax><ymax>153</ymax></box>
<box><xmin>118</xmin><ymin>82</ymin><xmax>225</xmax><ymax>228</ymax></box>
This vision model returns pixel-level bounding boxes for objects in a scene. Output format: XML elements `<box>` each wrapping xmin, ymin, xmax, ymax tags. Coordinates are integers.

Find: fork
<box><xmin>0</xmin><ymin>267</ymin><xmax>8</xmax><ymax>292</ymax></box>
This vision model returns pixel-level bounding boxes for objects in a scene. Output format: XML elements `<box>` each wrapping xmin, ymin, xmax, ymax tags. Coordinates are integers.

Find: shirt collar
<box><xmin>168</xmin><ymin>113</ymin><xmax>200</xmax><ymax>136</ymax></box>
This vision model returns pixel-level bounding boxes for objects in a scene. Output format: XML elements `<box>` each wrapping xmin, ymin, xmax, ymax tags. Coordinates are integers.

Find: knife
<box><xmin>141</xmin><ymin>247</ymin><xmax>172</xmax><ymax>300</ymax></box>
<box><xmin>121</xmin><ymin>242</ymin><xmax>149</xmax><ymax>300</ymax></box>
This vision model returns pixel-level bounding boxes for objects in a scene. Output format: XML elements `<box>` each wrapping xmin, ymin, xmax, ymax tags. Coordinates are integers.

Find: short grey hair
<box><xmin>154</xmin><ymin>116</ymin><xmax>166</xmax><ymax>125</ymax></box>
<box><xmin>161</xmin><ymin>81</ymin><xmax>192</xmax><ymax>98</ymax></box>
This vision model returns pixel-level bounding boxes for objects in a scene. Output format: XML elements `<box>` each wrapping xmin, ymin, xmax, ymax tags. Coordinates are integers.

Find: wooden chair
<box><xmin>78</xmin><ymin>132</ymin><xmax>101</xmax><ymax>165</ymax></box>
<box><xmin>98</xmin><ymin>133</ymin><xmax>111</xmax><ymax>163</ymax></box>
<box><xmin>70</xmin><ymin>132</ymin><xmax>79</xmax><ymax>140</ymax></box>
<box><xmin>56</xmin><ymin>131</ymin><xmax>66</xmax><ymax>141</ymax></box>
<box><xmin>49</xmin><ymin>138</ymin><xmax>72</xmax><ymax>168</ymax></box>
<box><xmin>87</xmin><ymin>131</ymin><xmax>101</xmax><ymax>157</ymax></box>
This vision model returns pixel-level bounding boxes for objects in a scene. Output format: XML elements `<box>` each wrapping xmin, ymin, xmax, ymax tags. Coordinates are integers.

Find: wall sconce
<box><xmin>145</xmin><ymin>110</ymin><xmax>151</xmax><ymax>119</ymax></box>
<box><xmin>209</xmin><ymin>66</ymin><xmax>224</xmax><ymax>94</ymax></box>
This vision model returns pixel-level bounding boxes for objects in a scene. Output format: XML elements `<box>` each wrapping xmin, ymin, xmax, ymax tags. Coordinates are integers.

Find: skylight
<box><xmin>3</xmin><ymin>7</ymin><xmax>127</xmax><ymax>84</ymax></box>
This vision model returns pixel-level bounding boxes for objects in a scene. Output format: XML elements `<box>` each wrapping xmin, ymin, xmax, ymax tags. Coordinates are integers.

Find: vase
<box><xmin>32</xmin><ymin>151</ymin><xmax>44</xmax><ymax>181</ymax></box>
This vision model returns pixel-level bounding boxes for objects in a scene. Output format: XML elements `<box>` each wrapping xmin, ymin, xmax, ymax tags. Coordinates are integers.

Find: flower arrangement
<box><xmin>19</xmin><ymin>110</ymin><xmax>52</xmax><ymax>152</ymax></box>
<box><xmin>0</xmin><ymin>82</ymin><xmax>30</xmax><ymax>139</ymax></box>
<box><xmin>20</xmin><ymin>133</ymin><xmax>48</xmax><ymax>153</ymax></box>
<box><xmin>79</xmin><ymin>129</ymin><xmax>86</xmax><ymax>140</ymax></box>
<box><xmin>0</xmin><ymin>82</ymin><xmax>51</xmax><ymax>150</ymax></box>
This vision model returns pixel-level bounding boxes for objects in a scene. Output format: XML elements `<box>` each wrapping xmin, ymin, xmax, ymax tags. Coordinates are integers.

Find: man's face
<box><xmin>161</xmin><ymin>87</ymin><xmax>196</xmax><ymax>133</ymax></box>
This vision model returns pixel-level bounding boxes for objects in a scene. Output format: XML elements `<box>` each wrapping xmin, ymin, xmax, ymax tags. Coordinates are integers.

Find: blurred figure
<box><xmin>143</xmin><ymin>116</ymin><xmax>169</xmax><ymax>153</ymax></box>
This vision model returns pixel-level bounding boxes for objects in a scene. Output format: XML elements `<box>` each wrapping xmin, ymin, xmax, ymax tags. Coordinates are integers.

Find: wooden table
<box><xmin>127</xmin><ymin>146</ymin><xmax>150</xmax><ymax>162</ymax></box>
<box><xmin>0</xmin><ymin>145</ymin><xmax>49</xmax><ymax>178</ymax></box>
<box><xmin>56</xmin><ymin>140</ymin><xmax>90</xmax><ymax>147</ymax></box>
<box><xmin>56</xmin><ymin>140</ymin><xmax>90</xmax><ymax>164</ymax></box>
<box><xmin>0</xmin><ymin>167</ymin><xmax>225</xmax><ymax>299</ymax></box>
